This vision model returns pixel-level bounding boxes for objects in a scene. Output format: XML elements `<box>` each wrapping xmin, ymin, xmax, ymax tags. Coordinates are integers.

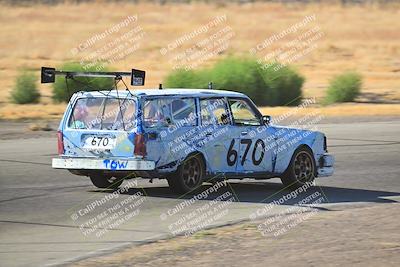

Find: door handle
<box><xmin>241</xmin><ymin>131</ymin><xmax>248</xmax><ymax>136</ymax></box>
<box><xmin>205</xmin><ymin>132</ymin><xmax>212</xmax><ymax>137</ymax></box>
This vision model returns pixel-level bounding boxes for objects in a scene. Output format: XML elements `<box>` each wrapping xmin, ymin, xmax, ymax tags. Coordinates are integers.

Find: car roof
<box><xmin>75</xmin><ymin>88</ymin><xmax>247</xmax><ymax>99</ymax></box>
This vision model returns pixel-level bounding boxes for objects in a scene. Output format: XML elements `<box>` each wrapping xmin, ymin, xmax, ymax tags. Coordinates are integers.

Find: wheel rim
<box><xmin>293</xmin><ymin>151</ymin><xmax>314</xmax><ymax>182</ymax></box>
<box><xmin>182</xmin><ymin>157</ymin><xmax>202</xmax><ymax>188</ymax></box>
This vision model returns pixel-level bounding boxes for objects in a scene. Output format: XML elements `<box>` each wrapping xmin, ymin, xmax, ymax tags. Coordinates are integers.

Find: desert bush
<box><xmin>11</xmin><ymin>70</ymin><xmax>40</xmax><ymax>104</ymax></box>
<box><xmin>258</xmin><ymin>62</ymin><xmax>304</xmax><ymax>106</ymax></box>
<box><xmin>164</xmin><ymin>69</ymin><xmax>209</xmax><ymax>89</ymax></box>
<box><xmin>208</xmin><ymin>57</ymin><xmax>269</xmax><ymax>104</ymax></box>
<box><xmin>164</xmin><ymin>57</ymin><xmax>304</xmax><ymax>106</ymax></box>
<box><xmin>52</xmin><ymin>62</ymin><xmax>114</xmax><ymax>102</ymax></box>
<box><xmin>324</xmin><ymin>71</ymin><xmax>362</xmax><ymax>104</ymax></box>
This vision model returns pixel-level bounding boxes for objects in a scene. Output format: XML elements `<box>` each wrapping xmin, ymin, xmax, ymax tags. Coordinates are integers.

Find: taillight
<box><xmin>134</xmin><ymin>133</ymin><xmax>146</xmax><ymax>157</ymax></box>
<box><xmin>57</xmin><ymin>130</ymin><xmax>64</xmax><ymax>155</ymax></box>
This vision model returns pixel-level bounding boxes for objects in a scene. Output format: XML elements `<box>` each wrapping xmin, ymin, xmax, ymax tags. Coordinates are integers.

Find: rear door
<box><xmin>143</xmin><ymin>96</ymin><xmax>198</xmax><ymax>168</ymax></box>
<box><xmin>62</xmin><ymin>97</ymin><xmax>139</xmax><ymax>160</ymax></box>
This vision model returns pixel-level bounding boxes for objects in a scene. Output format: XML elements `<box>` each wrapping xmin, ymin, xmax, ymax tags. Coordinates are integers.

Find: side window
<box><xmin>143</xmin><ymin>99</ymin><xmax>172</xmax><ymax>128</ymax></box>
<box><xmin>143</xmin><ymin>98</ymin><xmax>196</xmax><ymax>128</ymax></box>
<box><xmin>200</xmin><ymin>98</ymin><xmax>231</xmax><ymax>126</ymax></box>
<box><xmin>171</xmin><ymin>98</ymin><xmax>197</xmax><ymax>126</ymax></box>
<box><xmin>229</xmin><ymin>98</ymin><xmax>261</xmax><ymax>126</ymax></box>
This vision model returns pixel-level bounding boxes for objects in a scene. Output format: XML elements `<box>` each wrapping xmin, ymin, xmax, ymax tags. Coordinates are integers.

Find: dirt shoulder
<box><xmin>70</xmin><ymin>203</ymin><xmax>400</xmax><ymax>267</ymax></box>
<box><xmin>0</xmin><ymin>120</ymin><xmax>58</xmax><ymax>140</ymax></box>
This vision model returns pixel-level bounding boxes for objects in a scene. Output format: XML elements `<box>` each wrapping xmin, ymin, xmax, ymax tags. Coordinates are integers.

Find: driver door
<box><xmin>228</xmin><ymin>98</ymin><xmax>275</xmax><ymax>174</ymax></box>
<box><xmin>198</xmin><ymin>97</ymin><xmax>240</xmax><ymax>174</ymax></box>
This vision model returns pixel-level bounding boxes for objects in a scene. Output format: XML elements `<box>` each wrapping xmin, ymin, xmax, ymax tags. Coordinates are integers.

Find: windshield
<box><xmin>68</xmin><ymin>97</ymin><xmax>137</xmax><ymax>131</ymax></box>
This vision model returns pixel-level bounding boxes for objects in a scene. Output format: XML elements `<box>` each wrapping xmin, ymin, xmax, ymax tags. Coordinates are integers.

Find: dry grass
<box><xmin>0</xmin><ymin>103</ymin><xmax>65</xmax><ymax>120</ymax></box>
<box><xmin>259</xmin><ymin>103</ymin><xmax>400</xmax><ymax>117</ymax></box>
<box><xmin>0</xmin><ymin>2</ymin><xmax>399</xmax><ymax>119</ymax></box>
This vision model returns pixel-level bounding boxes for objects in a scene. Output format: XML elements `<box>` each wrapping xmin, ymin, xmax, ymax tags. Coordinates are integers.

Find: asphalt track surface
<box><xmin>0</xmin><ymin>120</ymin><xmax>399</xmax><ymax>267</ymax></box>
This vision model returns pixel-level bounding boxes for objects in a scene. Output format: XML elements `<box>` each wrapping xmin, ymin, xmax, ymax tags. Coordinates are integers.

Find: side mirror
<box><xmin>262</xmin><ymin>115</ymin><xmax>271</xmax><ymax>125</ymax></box>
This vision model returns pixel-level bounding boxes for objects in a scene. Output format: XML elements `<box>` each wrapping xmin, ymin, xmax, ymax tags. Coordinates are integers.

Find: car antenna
<box><xmin>208</xmin><ymin>82</ymin><xmax>213</xmax><ymax>89</ymax></box>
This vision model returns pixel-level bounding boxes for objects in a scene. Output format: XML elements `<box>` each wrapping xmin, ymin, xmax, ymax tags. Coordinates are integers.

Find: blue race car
<box><xmin>43</xmin><ymin>67</ymin><xmax>334</xmax><ymax>193</ymax></box>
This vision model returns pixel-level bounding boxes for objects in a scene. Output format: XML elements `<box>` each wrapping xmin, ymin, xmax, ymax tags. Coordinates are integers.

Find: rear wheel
<box><xmin>167</xmin><ymin>154</ymin><xmax>204</xmax><ymax>194</ymax></box>
<box><xmin>89</xmin><ymin>174</ymin><xmax>123</xmax><ymax>189</ymax></box>
<box><xmin>281</xmin><ymin>147</ymin><xmax>316</xmax><ymax>189</ymax></box>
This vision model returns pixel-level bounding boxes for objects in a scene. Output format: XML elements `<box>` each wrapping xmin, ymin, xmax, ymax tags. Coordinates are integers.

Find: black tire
<box><xmin>280</xmin><ymin>146</ymin><xmax>316</xmax><ymax>189</ymax></box>
<box><xmin>167</xmin><ymin>154</ymin><xmax>204</xmax><ymax>194</ymax></box>
<box><xmin>89</xmin><ymin>174</ymin><xmax>123</xmax><ymax>189</ymax></box>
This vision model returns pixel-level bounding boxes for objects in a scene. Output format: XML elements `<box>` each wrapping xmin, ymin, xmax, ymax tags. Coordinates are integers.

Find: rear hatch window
<box><xmin>69</xmin><ymin>97</ymin><xmax>137</xmax><ymax>131</ymax></box>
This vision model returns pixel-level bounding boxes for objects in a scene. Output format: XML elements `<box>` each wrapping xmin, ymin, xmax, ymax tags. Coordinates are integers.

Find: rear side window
<box><xmin>143</xmin><ymin>98</ymin><xmax>196</xmax><ymax>128</ymax></box>
<box><xmin>200</xmin><ymin>98</ymin><xmax>231</xmax><ymax>126</ymax></box>
<box><xmin>68</xmin><ymin>97</ymin><xmax>137</xmax><ymax>130</ymax></box>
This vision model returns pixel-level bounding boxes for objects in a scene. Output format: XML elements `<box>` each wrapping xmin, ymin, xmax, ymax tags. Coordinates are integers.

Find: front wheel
<box><xmin>281</xmin><ymin>147</ymin><xmax>316</xmax><ymax>189</ymax></box>
<box><xmin>167</xmin><ymin>154</ymin><xmax>204</xmax><ymax>194</ymax></box>
<box><xmin>89</xmin><ymin>173</ymin><xmax>123</xmax><ymax>189</ymax></box>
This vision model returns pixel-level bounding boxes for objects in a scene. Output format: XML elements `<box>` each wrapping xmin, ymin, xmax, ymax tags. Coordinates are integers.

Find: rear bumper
<box><xmin>52</xmin><ymin>157</ymin><xmax>155</xmax><ymax>171</ymax></box>
<box><xmin>317</xmin><ymin>154</ymin><xmax>335</xmax><ymax>177</ymax></box>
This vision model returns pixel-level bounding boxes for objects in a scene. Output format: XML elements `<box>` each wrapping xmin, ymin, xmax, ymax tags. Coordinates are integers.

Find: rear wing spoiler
<box><xmin>41</xmin><ymin>67</ymin><xmax>145</xmax><ymax>86</ymax></box>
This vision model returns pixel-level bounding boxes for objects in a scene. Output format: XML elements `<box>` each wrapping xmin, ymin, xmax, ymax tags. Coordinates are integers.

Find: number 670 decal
<box><xmin>227</xmin><ymin>139</ymin><xmax>265</xmax><ymax>166</ymax></box>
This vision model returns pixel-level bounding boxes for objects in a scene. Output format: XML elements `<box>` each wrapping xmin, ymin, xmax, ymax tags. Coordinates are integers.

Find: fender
<box><xmin>273</xmin><ymin>127</ymin><xmax>320</xmax><ymax>174</ymax></box>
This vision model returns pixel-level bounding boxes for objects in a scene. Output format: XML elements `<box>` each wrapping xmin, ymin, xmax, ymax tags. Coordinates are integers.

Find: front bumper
<box><xmin>317</xmin><ymin>154</ymin><xmax>335</xmax><ymax>177</ymax></box>
<box><xmin>52</xmin><ymin>157</ymin><xmax>155</xmax><ymax>171</ymax></box>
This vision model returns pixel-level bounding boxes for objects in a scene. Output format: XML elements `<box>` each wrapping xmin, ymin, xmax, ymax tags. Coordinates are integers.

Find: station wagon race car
<box><xmin>42</xmin><ymin>67</ymin><xmax>334</xmax><ymax>193</ymax></box>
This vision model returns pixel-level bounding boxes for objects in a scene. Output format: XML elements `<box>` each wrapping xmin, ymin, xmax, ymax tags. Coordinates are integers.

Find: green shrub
<box><xmin>52</xmin><ymin>62</ymin><xmax>114</xmax><ymax>102</ymax></box>
<box><xmin>209</xmin><ymin>57</ymin><xmax>269</xmax><ymax>105</ymax></box>
<box><xmin>11</xmin><ymin>70</ymin><xmax>40</xmax><ymax>104</ymax></box>
<box><xmin>164</xmin><ymin>69</ymin><xmax>209</xmax><ymax>89</ymax></box>
<box><xmin>324</xmin><ymin>71</ymin><xmax>362</xmax><ymax>104</ymax></box>
<box><xmin>164</xmin><ymin>57</ymin><xmax>304</xmax><ymax>106</ymax></box>
<box><xmin>258</xmin><ymin>62</ymin><xmax>304</xmax><ymax>106</ymax></box>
